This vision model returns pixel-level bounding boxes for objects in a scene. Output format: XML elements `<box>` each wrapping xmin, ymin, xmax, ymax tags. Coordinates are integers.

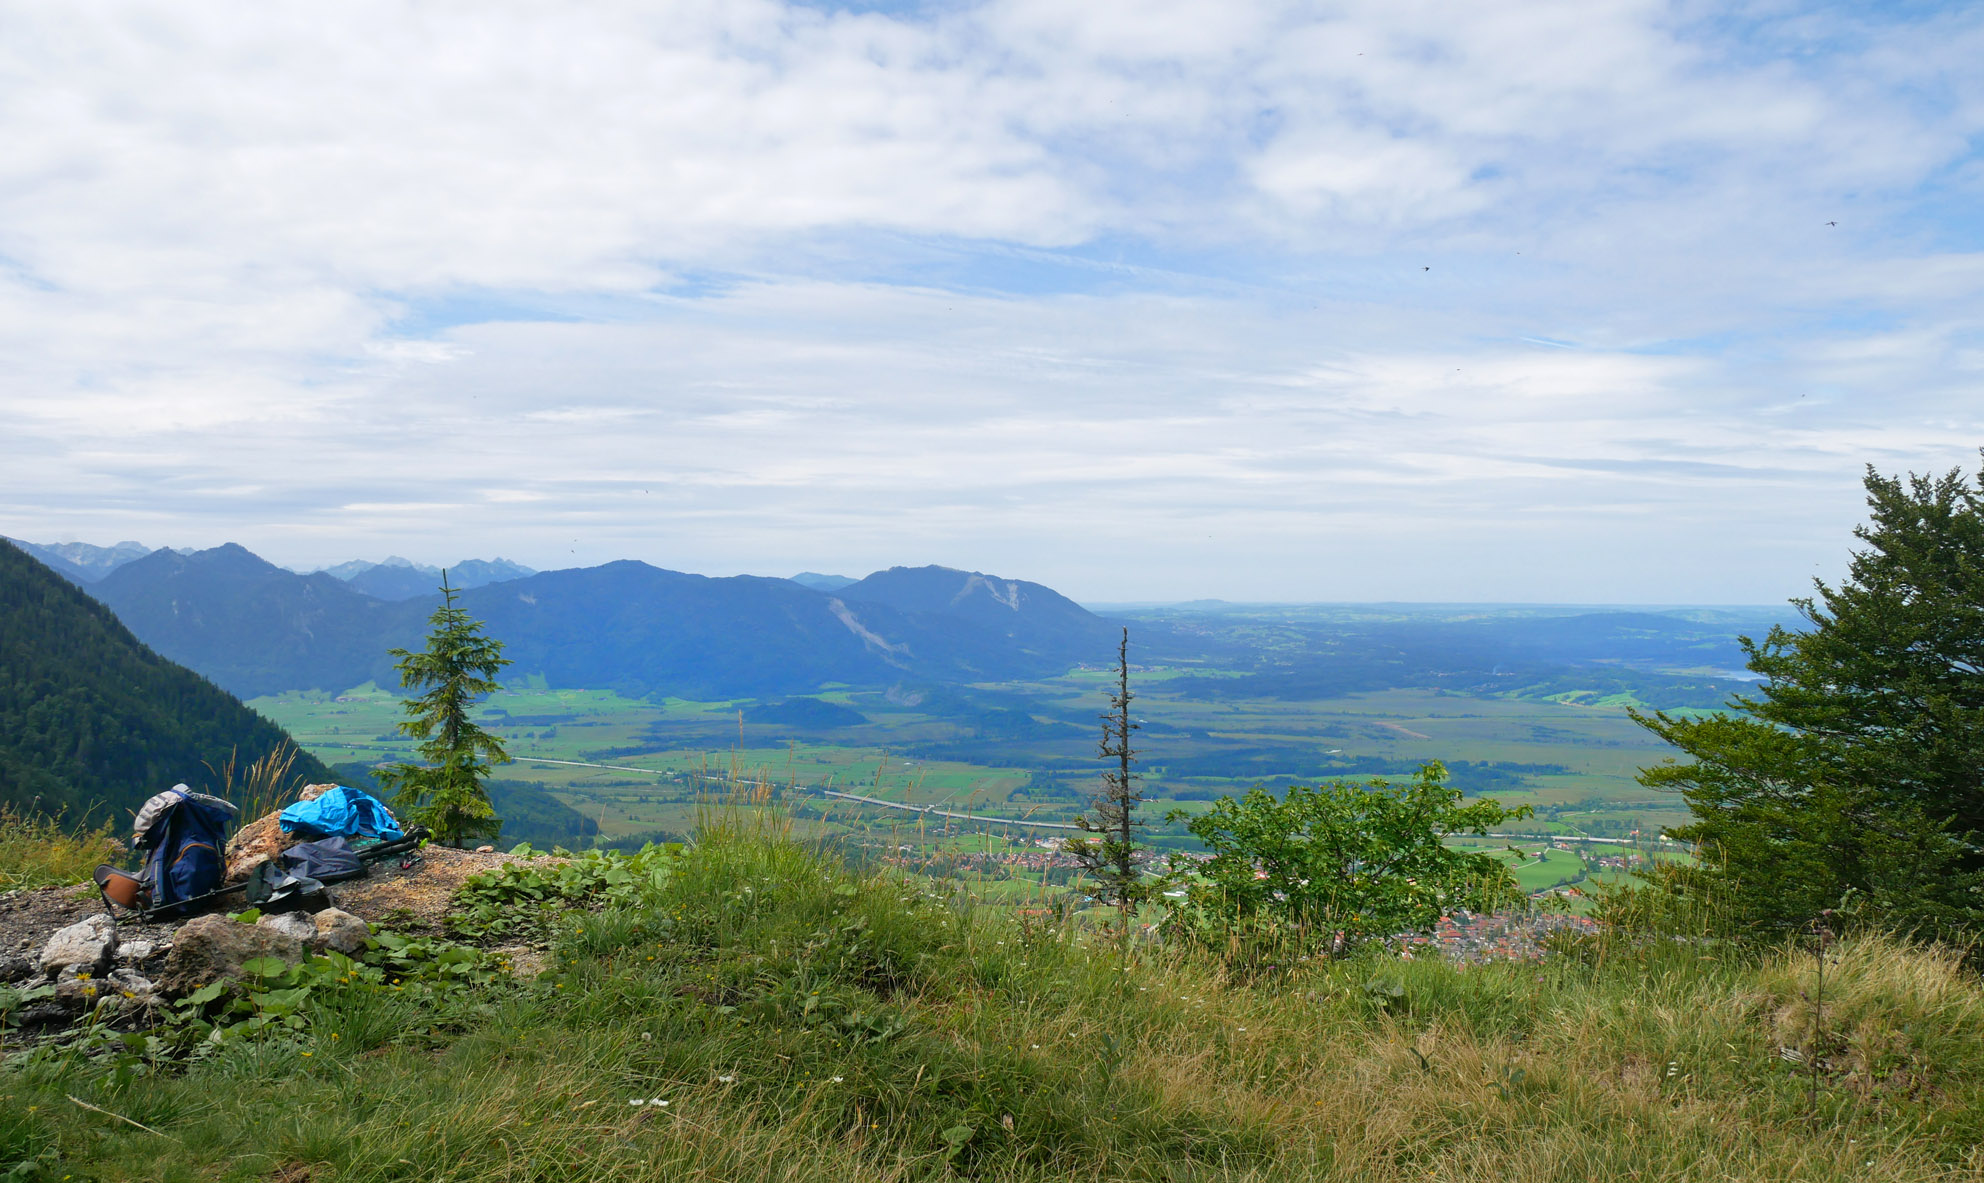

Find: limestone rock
<box><xmin>310</xmin><ymin>908</ymin><xmax>370</xmax><ymax>955</ymax></box>
<box><xmin>115</xmin><ymin>939</ymin><xmax>157</xmax><ymax>966</ymax></box>
<box><xmin>474</xmin><ymin>845</ymin><xmax>495</xmax><ymax>853</ymax></box>
<box><xmin>256</xmin><ymin>913</ymin><xmax>318</xmax><ymax>943</ymax></box>
<box><xmin>108</xmin><ymin>967</ymin><xmax>157</xmax><ymax>998</ymax></box>
<box><xmin>299</xmin><ymin>782</ymin><xmax>335</xmax><ymax>802</ymax></box>
<box><xmin>39</xmin><ymin>914</ymin><xmax>116</xmax><ymax>977</ymax></box>
<box><xmin>224</xmin><ymin>810</ymin><xmax>301</xmax><ymax>882</ymax></box>
<box><xmin>157</xmin><ymin>914</ymin><xmax>304</xmax><ymax>995</ymax></box>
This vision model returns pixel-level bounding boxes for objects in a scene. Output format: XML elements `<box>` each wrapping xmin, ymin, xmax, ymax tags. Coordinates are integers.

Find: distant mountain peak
<box><xmin>790</xmin><ymin>572</ymin><xmax>857</xmax><ymax>591</ymax></box>
<box><xmin>319</xmin><ymin>555</ymin><xmax>539</xmax><ymax>600</ymax></box>
<box><xmin>5</xmin><ymin>537</ymin><xmax>156</xmax><ymax>583</ymax></box>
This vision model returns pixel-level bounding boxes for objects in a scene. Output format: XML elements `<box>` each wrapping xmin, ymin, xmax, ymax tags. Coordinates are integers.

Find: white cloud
<box><xmin>2</xmin><ymin>0</ymin><xmax>1981</xmax><ymax>600</ymax></box>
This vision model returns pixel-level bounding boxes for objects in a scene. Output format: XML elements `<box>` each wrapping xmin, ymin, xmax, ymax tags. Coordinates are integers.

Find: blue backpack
<box><xmin>132</xmin><ymin>786</ymin><xmax>238</xmax><ymax>916</ymax></box>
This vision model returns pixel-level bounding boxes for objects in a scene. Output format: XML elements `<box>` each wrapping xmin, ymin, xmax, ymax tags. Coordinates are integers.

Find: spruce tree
<box><xmin>1635</xmin><ymin>459</ymin><xmax>1984</xmax><ymax>936</ymax></box>
<box><xmin>1069</xmin><ymin>628</ymin><xmax>1148</xmax><ymax>931</ymax></box>
<box><xmin>375</xmin><ymin>572</ymin><xmax>510</xmax><ymax>847</ymax></box>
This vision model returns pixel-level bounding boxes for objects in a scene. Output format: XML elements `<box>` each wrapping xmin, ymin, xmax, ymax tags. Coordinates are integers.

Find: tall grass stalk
<box><xmin>202</xmin><ymin>741</ymin><xmax>309</xmax><ymax>821</ymax></box>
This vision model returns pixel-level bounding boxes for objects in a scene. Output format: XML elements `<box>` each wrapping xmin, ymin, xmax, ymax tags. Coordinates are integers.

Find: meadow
<box><xmin>8</xmin><ymin>817</ymin><xmax>1983</xmax><ymax>1183</ymax></box>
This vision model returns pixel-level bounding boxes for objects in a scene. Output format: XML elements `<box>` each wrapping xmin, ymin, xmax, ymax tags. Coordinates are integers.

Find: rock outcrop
<box><xmin>222</xmin><ymin>782</ymin><xmax>338</xmax><ymax>882</ymax></box>
<box><xmin>157</xmin><ymin>914</ymin><xmax>305</xmax><ymax>994</ymax></box>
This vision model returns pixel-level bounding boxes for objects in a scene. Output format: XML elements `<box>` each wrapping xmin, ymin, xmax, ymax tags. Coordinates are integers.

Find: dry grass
<box><xmin>203</xmin><ymin>742</ymin><xmax>311</xmax><ymax>823</ymax></box>
<box><xmin>0</xmin><ymin>802</ymin><xmax>123</xmax><ymax>891</ymax></box>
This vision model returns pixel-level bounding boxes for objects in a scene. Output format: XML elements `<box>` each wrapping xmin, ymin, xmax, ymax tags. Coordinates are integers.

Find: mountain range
<box><xmin>65</xmin><ymin>544</ymin><xmax>1123</xmax><ymax>701</ymax></box>
<box><xmin>6</xmin><ymin>538</ymin><xmax>538</xmax><ymax>600</ymax></box>
<box><xmin>0</xmin><ymin>539</ymin><xmax>332</xmax><ymax>821</ymax></box>
<box><xmin>317</xmin><ymin>556</ymin><xmax>538</xmax><ymax>601</ymax></box>
<box><xmin>4</xmin><ymin>538</ymin><xmax>155</xmax><ymax>584</ymax></box>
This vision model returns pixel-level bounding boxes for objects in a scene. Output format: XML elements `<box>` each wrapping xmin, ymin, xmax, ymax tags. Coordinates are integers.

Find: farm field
<box><xmin>251</xmin><ymin>659</ymin><xmax>1696</xmax><ymax>905</ymax></box>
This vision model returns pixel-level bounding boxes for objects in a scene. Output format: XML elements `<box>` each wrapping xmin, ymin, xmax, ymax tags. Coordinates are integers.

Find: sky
<box><xmin>4</xmin><ymin>1</ymin><xmax>1981</xmax><ymax>604</ymax></box>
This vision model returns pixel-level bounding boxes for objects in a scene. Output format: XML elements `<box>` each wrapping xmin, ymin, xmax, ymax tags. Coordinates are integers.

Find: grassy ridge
<box><xmin>8</xmin><ymin>825</ymin><xmax>1984</xmax><ymax>1180</ymax></box>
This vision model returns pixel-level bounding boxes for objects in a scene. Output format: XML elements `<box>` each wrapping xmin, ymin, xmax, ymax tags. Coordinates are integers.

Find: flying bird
<box><xmin>1827</xmin><ymin>221</ymin><xmax>1837</xmax><ymax>227</ymax></box>
<box><xmin>1423</xmin><ymin>266</ymin><xmax>1430</xmax><ymax>271</ymax></box>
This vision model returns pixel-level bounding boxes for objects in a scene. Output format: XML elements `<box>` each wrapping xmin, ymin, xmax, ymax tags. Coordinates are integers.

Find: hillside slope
<box><xmin>456</xmin><ymin>561</ymin><xmax>1100</xmax><ymax>697</ymax></box>
<box><xmin>840</xmin><ymin>565</ymin><xmax>1121</xmax><ymax>661</ymax></box>
<box><xmin>0</xmin><ymin>539</ymin><xmax>331</xmax><ymax>821</ymax></box>
<box><xmin>91</xmin><ymin>544</ymin><xmax>424</xmax><ymax>697</ymax></box>
<box><xmin>73</xmin><ymin>546</ymin><xmax>1118</xmax><ymax>700</ymax></box>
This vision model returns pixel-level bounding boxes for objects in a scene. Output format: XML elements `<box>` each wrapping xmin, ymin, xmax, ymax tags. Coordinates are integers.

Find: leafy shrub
<box><xmin>444</xmin><ymin>842</ymin><xmax>681</xmax><ymax>940</ymax></box>
<box><xmin>1165</xmin><ymin>761</ymin><xmax>1531</xmax><ymax>957</ymax></box>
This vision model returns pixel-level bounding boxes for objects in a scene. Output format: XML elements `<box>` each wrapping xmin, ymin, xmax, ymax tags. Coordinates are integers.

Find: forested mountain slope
<box><xmin>92</xmin><ymin>544</ymin><xmax>423</xmax><ymax>697</ymax></box>
<box><xmin>839</xmin><ymin>565</ymin><xmax>1121</xmax><ymax>659</ymax></box>
<box><xmin>0</xmin><ymin>540</ymin><xmax>330</xmax><ymax>822</ymax></box>
<box><xmin>70</xmin><ymin>545</ymin><xmax>1123</xmax><ymax>700</ymax></box>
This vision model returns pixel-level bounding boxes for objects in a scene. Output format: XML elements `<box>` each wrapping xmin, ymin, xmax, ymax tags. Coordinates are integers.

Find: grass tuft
<box><xmin>0</xmin><ymin>802</ymin><xmax>124</xmax><ymax>891</ymax></box>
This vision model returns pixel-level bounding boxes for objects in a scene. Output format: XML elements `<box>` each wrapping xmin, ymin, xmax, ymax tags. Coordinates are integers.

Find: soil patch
<box><xmin>324</xmin><ymin>845</ymin><xmax>560</xmax><ymax>934</ymax></box>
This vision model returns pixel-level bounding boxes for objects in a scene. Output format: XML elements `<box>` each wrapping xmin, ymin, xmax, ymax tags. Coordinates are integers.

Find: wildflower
<box><xmin>718</xmin><ymin>1074</ymin><xmax>736</xmax><ymax>1083</ymax></box>
<box><xmin>630</xmin><ymin>1099</ymin><xmax>646</xmax><ymax>1106</ymax></box>
<box><xmin>832</xmin><ymin>1076</ymin><xmax>844</xmax><ymax>1083</ymax></box>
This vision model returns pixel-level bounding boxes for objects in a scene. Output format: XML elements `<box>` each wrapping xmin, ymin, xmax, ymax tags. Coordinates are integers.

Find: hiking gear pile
<box><xmin>96</xmin><ymin>784</ymin><xmax>241</xmax><ymax>918</ymax></box>
<box><xmin>95</xmin><ymin>781</ymin><xmax>430</xmax><ymax>919</ymax></box>
<box><xmin>278</xmin><ymin>784</ymin><xmax>405</xmax><ymax>842</ymax></box>
<box><xmin>247</xmin><ymin>825</ymin><xmax>432</xmax><ymax>912</ymax></box>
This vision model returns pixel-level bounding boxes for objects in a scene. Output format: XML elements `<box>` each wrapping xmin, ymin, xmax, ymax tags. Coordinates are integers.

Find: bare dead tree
<box><xmin>1070</xmin><ymin>627</ymin><xmax>1147</xmax><ymax>935</ymax></box>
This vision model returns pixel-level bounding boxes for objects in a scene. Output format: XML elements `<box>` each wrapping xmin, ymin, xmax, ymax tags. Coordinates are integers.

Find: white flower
<box><xmin>629</xmin><ymin>1099</ymin><xmax>646</xmax><ymax>1107</ymax></box>
<box><xmin>718</xmin><ymin>1075</ymin><xmax>736</xmax><ymax>1083</ymax></box>
<box><xmin>654</xmin><ymin>1098</ymin><xmax>669</xmax><ymax>1106</ymax></box>
<box><xmin>831</xmin><ymin>1076</ymin><xmax>844</xmax><ymax>1083</ymax></box>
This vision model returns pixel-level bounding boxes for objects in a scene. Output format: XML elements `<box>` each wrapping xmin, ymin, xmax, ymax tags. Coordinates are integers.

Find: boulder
<box><xmin>224</xmin><ymin>784</ymin><xmax>341</xmax><ymax>881</ymax></box>
<box><xmin>310</xmin><ymin>908</ymin><xmax>370</xmax><ymax>955</ymax></box>
<box><xmin>39</xmin><ymin>914</ymin><xmax>116</xmax><ymax>977</ymax></box>
<box><xmin>256</xmin><ymin>913</ymin><xmax>318</xmax><ymax>943</ymax></box>
<box><xmin>224</xmin><ymin>811</ymin><xmax>301</xmax><ymax>882</ymax></box>
<box><xmin>157</xmin><ymin>914</ymin><xmax>304</xmax><ymax>995</ymax></box>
